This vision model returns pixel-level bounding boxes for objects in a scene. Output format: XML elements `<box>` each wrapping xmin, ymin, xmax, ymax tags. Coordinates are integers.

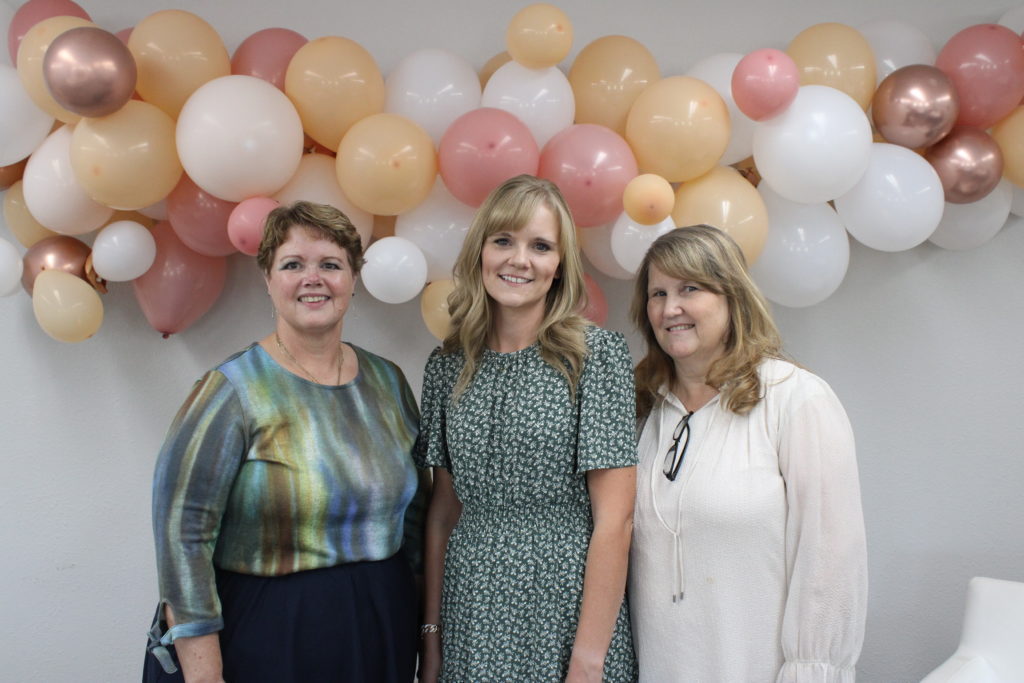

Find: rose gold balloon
<box><xmin>0</xmin><ymin>158</ymin><xmax>28</xmax><ymax>190</ymax></box>
<box><xmin>872</xmin><ymin>65</ymin><xmax>959</xmax><ymax>150</ymax></box>
<box><xmin>43</xmin><ymin>26</ymin><xmax>137</xmax><ymax>118</ymax></box>
<box><xmin>925</xmin><ymin>127</ymin><xmax>1004</xmax><ymax>204</ymax></box>
<box><xmin>21</xmin><ymin>234</ymin><xmax>91</xmax><ymax>295</ymax></box>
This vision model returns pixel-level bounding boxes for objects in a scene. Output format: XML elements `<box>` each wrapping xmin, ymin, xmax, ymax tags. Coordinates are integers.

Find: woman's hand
<box><xmin>565</xmin><ymin>652</ymin><xmax>604</xmax><ymax>682</ymax></box>
<box><xmin>417</xmin><ymin>632</ymin><xmax>442</xmax><ymax>683</ymax></box>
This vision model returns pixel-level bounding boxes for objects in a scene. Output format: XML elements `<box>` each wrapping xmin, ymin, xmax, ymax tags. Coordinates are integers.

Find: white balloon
<box><xmin>686</xmin><ymin>53</ymin><xmax>754</xmax><ymax>166</ymax></box>
<box><xmin>394</xmin><ymin>179</ymin><xmax>474</xmax><ymax>282</ymax></box>
<box><xmin>481</xmin><ymin>61</ymin><xmax>574</xmax><ymax>148</ymax></box>
<box><xmin>22</xmin><ymin>126</ymin><xmax>114</xmax><ymax>235</ymax></box>
<box><xmin>177</xmin><ymin>75</ymin><xmax>304</xmax><ymax>202</ymax></box>
<box><xmin>361</xmin><ymin>236</ymin><xmax>428</xmax><ymax>303</ymax></box>
<box><xmin>91</xmin><ymin>220</ymin><xmax>157</xmax><ymax>281</ymax></box>
<box><xmin>858</xmin><ymin>19</ymin><xmax>937</xmax><ymax>83</ymax></box>
<box><xmin>750</xmin><ymin>184</ymin><xmax>850</xmax><ymax>308</ymax></box>
<box><xmin>753</xmin><ymin>85</ymin><xmax>872</xmax><ymax>205</ymax></box>
<box><xmin>929</xmin><ymin>179</ymin><xmax>1013</xmax><ymax>251</ymax></box>
<box><xmin>999</xmin><ymin>6</ymin><xmax>1024</xmax><ymax>33</ymax></box>
<box><xmin>610</xmin><ymin>212</ymin><xmax>674</xmax><ymax>275</ymax></box>
<box><xmin>0</xmin><ymin>237</ymin><xmax>23</xmax><ymax>297</ymax></box>
<box><xmin>834</xmin><ymin>143</ymin><xmax>944</xmax><ymax>252</ymax></box>
<box><xmin>385</xmin><ymin>48</ymin><xmax>481</xmax><ymax>146</ymax></box>
<box><xmin>1010</xmin><ymin>183</ymin><xmax>1024</xmax><ymax>218</ymax></box>
<box><xmin>0</xmin><ymin>65</ymin><xmax>54</xmax><ymax>166</ymax></box>
<box><xmin>579</xmin><ymin>221</ymin><xmax>633</xmax><ymax>280</ymax></box>
<box><xmin>273</xmin><ymin>153</ymin><xmax>372</xmax><ymax>247</ymax></box>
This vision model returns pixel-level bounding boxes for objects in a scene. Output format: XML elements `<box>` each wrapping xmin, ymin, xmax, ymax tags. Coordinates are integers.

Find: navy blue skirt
<box><xmin>143</xmin><ymin>551</ymin><xmax>417</xmax><ymax>683</ymax></box>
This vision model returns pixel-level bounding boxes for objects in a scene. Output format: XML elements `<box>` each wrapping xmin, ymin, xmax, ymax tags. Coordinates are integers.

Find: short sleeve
<box><xmin>413</xmin><ymin>348</ymin><xmax>455</xmax><ymax>469</ymax></box>
<box><xmin>576</xmin><ymin>328</ymin><xmax>638</xmax><ymax>473</ymax></box>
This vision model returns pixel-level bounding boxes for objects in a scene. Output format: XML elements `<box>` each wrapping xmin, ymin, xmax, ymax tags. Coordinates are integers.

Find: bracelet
<box><xmin>420</xmin><ymin>623</ymin><xmax>441</xmax><ymax>636</ymax></box>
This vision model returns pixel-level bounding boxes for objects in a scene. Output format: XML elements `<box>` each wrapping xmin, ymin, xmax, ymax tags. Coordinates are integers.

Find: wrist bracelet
<box><xmin>420</xmin><ymin>623</ymin><xmax>441</xmax><ymax>636</ymax></box>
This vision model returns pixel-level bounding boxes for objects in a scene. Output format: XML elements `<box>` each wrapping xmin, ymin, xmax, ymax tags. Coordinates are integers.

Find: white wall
<box><xmin>2</xmin><ymin>0</ymin><xmax>1022</xmax><ymax>681</ymax></box>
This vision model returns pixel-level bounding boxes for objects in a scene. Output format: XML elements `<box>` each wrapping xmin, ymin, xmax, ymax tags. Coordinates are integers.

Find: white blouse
<box><xmin>629</xmin><ymin>359</ymin><xmax>867</xmax><ymax>683</ymax></box>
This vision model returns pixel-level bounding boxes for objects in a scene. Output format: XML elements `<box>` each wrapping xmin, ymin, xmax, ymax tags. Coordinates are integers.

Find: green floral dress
<box><xmin>415</xmin><ymin>326</ymin><xmax>639</xmax><ymax>681</ymax></box>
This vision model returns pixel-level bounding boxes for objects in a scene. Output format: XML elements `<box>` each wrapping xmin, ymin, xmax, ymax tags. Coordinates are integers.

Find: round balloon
<box><xmin>0</xmin><ymin>158</ymin><xmax>29</xmax><ymax>191</ymax></box>
<box><xmin>32</xmin><ymin>269</ymin><xmax>103</xmax><ymax>342</ymax></box>
<box><xmin>936</xmin><ymin>24</ymin><xmax>1024</xmax><ymax>129</ymax></box>
<box><xmin>481</xmin><ymin>61</ymin><xmax>575</xmax><ymax>148</ymax></box>
<box><xmin>227</xmin><ymin>197</ymin><xmax>279</xmax><ymax>256</ymax></box>
<box><xmin>786</xmin><ymin>22</ymin><xmax>877</xmax><ymax>110</ymax></box>
<box><xmin>990</xmin><ymin>107</ymin><xmax>1024</xmax><ymax>189</ymax></box>
<box><xmin>420</xmin><ymin>279</ymin><xmax>456</xmax><ymax>340</ymax></box>
<box><xmin>273</xmin><ymin>153</ymin><xmax>372</xmax><ymax>248</ymax></box>
<box><xmin>3</xmin><ymin>180</ymin><xmax>58</xmax><ymax>247</ymax></box>
<box><xmin>166</xmin><ymin>175</ymin><xmax>238</xmax><ymax>257</ymax></box>
<box><xmin>43</xmin><ymin>26</ymin><xmax>136</xmax><ymax>118</ymax></box>
<box><xmin>505</xmin><ymin>3</ymin><xmax>573</xmax><ymax>70</ymax></box>
<box><xmin>622</xmin><ymin>174</ymin><xmax>675</xmax><ymax>226</ymax></box>
<box><xmin>394</xmin><ymin>180</ymin><xmax>475</xmax><ymax>282</ymax></box>
<box><xmin>91</xmin><ymin>220</ymin><xmax>157</xmax><ymax>281</ymax></box>
<box><xmin>20</xmin><ymin>234</ymin><xmax>90</xmax><ymax>295</ymax></box>
<box><xmin>16</xmin><ymin>15</ymin><xmax>94</xmax><ymax>123</ymax></box>
<box><xmin>385</xmin><ymin>48</ymin><xmax>482</xmax><ymax>146</ymax></box>
<box><xmin>7</xmin><ymin>0</ymin><xmax>90</xmax><ymax>65</ymax></box>
<box><xmin>361</xmin><ymin>236</ymin><xmax>428</xmax><ymax>303</ymax></box>
<box><xmin>925</xmin><ymin>127</ymin><xmax>1004</xmax><ymax>204</ymax></box>
<box><xmin>231</xmin><ymin>27</ymin><xmax>306</xmax><ymax>91</ymax></box>
<box><xmin>610</xmin><ymin>212</ymin><xmax>675</xmax><ymax>274</ymax></box>
<box><xmin>569</xmin><ymin>35</ymin><xmax>659</xmax><ymax>136</ymax></box>
<box><xmin>731</xmin><ymin>48</ymin><xmax>800</xmax><ymax>122</ymax></box>
<box><xmin>671</xmin><ymin>166</ymin><xmax>768</xmax><ymax>265</ymax></box>
<box><xmin>0</xmin><ymin>64</ymin><xmax>54</xmax><ymax>166</ymax></box>
<box><xmin>480</xmin><ymin>51</ymin><xmax>513</xmax><ymax>89</ymax></box>
<box><xmin>578</xmin><ymin>219</ymin><xmax>633</xmax><ymax>280</ymax></box>
<box><xmin>929</xmin><ymin>179</ymin><xmax>1012</xmax><ymax>250</ymax></box>
<box><xmin>871</xmin><ymin>65</ymin><xmax>959</xmax><ymax>150</ymax></box>
<box><xmin>687</xmin><ymin>53</ymin><xmax>757</xmax><ymax>165</ymax></box>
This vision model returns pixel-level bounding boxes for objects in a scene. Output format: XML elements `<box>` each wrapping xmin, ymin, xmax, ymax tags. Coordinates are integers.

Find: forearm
<box><xmin>165</xmin><ymin>605</ymin><xmax>224</xmax><ymax>683</ymax></box>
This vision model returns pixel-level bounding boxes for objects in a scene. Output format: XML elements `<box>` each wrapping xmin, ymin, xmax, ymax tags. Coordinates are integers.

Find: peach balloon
<box><xmin>286</xmin><ymin>36</ymin><xmax>385</xmax><ymax>151</ymax></box>
<box><xmin>32</xmin><ymin>269</ymin><xmax>103</xmax><ymax>343</ymax></box>
<box><xmin>16</xmin><ymin>15</ymin><xmax>94</xmax><ymax>123</ymax></box>
<box><xmin>671</xmin><ymin>166</ymin><xmax>768</xmax><ymax>264</ymax></box>
<box><xmin>336</xmin><ymin>113</ymin><xmax>437</xmax><ymax>216</ymax></box>
<box><xmin>128</xmin><ymin>10</ymin><xmax>230</xmax><ymax>119</ymax></box>
<box><xmin>992</xmin><ymin>107</ymin><xmax>1024</xmax><ymax>189</ymax></box>
<box><xmin>786</xmin><ymin>23</ymin><xmax>876</xmax><ymax>110</ymax></box>
<box><xmin>622</xmin><ymin>174</ymin><xmax>675</xmax><ymax>225</ymax></box>
<box><xmin>3</xmin><ymin>180</ymin><xmax>58</xmax><ymax>248</ymax></box>
<box><xmin>420</xmin><ymin>279</ymin><xmax>456</xmax><ymax>341</ymax></box>
<box><xmin>480</xmin><ymin>51</ymin><xmax>513</xmax><ymax>89</ymax></box>
<box><xmin>625</xmin><ymin>76</ymin><xmax>730</xmax><ymax>182</ymax></box>
<box><xmin>569</xmin><ymin>35</ymin><xmax>660</xmax><ymax>136</ymax></box>
<box><xmin>506</xmin><ymin>3</ymin><xmax>573</xmax><ymax>70</ymax></box>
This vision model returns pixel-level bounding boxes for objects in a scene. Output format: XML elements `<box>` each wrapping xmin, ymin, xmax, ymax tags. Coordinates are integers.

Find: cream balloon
<box><xmin>3</xmin><ymin>180</ymin><xmax>58</xmax><ymax>247</ymax></box>
<box><xmin>622</xmin><ymin>174</ymin><xmax>674</xmax><ymax>226</ymax></box>
<box><xmin>32</xmin><ymin>268</ymin><xmax>104</xmax><ymax>342</ymax></box>
<box><xmin>481</xmin><ymin>61</ymin><xmax>575</xmax><ymax>148</ymax></box>
<box><xmin>610</xmin><ymin>213</ymin><xmax>675</xmax><ymax>274</ymax></box>
<box><xmin>385</xmin><ymin>48</ymin><xmax>481</xmax><ymax>146</ymax></box>
<box><xmin>505</xmin><ymin>3</ymin><xmax>573</xmax><ymax>70</ymax></box>
<box><xmin>672</xmin><ymin>166</ymin><xmax>768</xmax><ymax>264</ymax></box>
<box><xmin>15</xmin><ymin>15</ymin><xmax>93</xmax><ymax>123</ymax></box>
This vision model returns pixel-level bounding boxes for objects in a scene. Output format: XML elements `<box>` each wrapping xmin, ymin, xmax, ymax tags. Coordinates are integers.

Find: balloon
<box><xmin>610</xmin><ymin>212</ymin><xmax>674</xmax><ymax>274</ymax></box>
<box><xmin>479</xmin><ymin>51</ymin><xmax>512</xmax><ymax>89</ymax></box>
<box><xmin>42</xmin><ymin>26</ymin><xmax>136</xmax><ymax>117</ymax></box>
<box><xmin>0</xmin><ymin>65</ymin><xmax>54</xmax><ymax>166</ymax></box>
<box><xmin>273</xmin><ymin>153</ymin><xmax>372</xmax><ymax>247</ymax></box>
<box><xmin>0</xmin><ymin>158</ymin><xmax>29</xmax><ymax>191</ymax></box>
<box><xmin>227</xmin><ymin>197</ymin><xmax>279</xmax><ymax>256</ymax></box>
<box><xmin>538</xmin><ymin>123</ymin><xmax>638</xmax><ymax>227</ymax></box>
<box><xmin>138</xmin><ymin>199</ymin><xmax>168</xmax><ymax>221</ymax></box>
<box><xmin>438</xmin><ymin>107</ymin><xmax>540</xmax><ymax>207</ymax></box>
<box><xmin>671</xmin><ymin>166</ymin><xmax>768</xmax><ymax>264</ymax></box>
<box><xmin>285</xmin><ymin>36</ymin><xmax>384</xmax><ymax>151</ymax></box>
<box><xmin>336</xmin><ymin>113</ymin><xmax>437</xmax><ymax>216</ymax></box>
<box><xmin>176</xmin><ymin>75</ymin><xmax>304</xmax><ymax>202</ymax></box>
<box><xmin>70</xmin><ymin>100</ymin><xmax>182</xmax><ymax>210</ymax></box>
<box><xmin>481</xmin><ymin>61</ymin><xmax>575</xmax><ymax>148</ymax></box>
<box><xmin>21</xmin><ymin>234</ymin><xmax>90</xmax><ymax>295</ymax></box>
<box><xmin>834</xmin><ymin>143</ymin><xmax>944</xmax><ymax>252</ymax></box>
<box><xmin>625</xmin><ymin>76</ymin><xmax>730</xmax><ymax>182</ymax></box>
<box><xmin>925</xmin><ymin>127</ymin><xmax>1004</xmax><ymax>204</ymax></box>
<box><xmin>929</xmin><ymin>179</ymin><xmax>1013</xmax><ymax>250</ymax></box>
<box><xmin>579</xmin><ymin>219</ymin><xmax>632</xmax><ymax>280</ymax></box>
<box><xmin>32</xmin><ymin>269</ymin><xmax>103</xmax><ymax>342</ymax></box>
<box><xmin>686</xmin><ymin>53</ymin><xmax>756</xmax><ymax>165</ymax></box>
<box><xmin>420</xmin><ymin>279</ymin><xmax>456</xmax><ymax>340</ymax></box>
<box><xmin>991</xmin><ymin>107</ymin><xmax>1024</xmax><ymax>189</ymax></box>
<box><xmin>7</xmin><ymin>0</ymin><xmax>90</xmax><ymax>65</ymax></box>
<box><xmin>622</xmin><ymin>174</ymin><xmax>674</xmax><ymax>226</ymax></box>
<box><xmin>749</xmin><ymin>184</ymin><xmax>850</xmax><ymax>308</ymax></box>
<box><xmin>166</xmin><ymin>175</ymin><xmax>237</xmax><ymax>257</ymax></box>
<box><xmin>16</xmin><ymin>15</ymin><xmax>93</xmax><ymax>123</ymax></box>
<box><xmin>373</xmin><ymin>214</ymin><xmax>397</xmax><ymax>241</ymax></box>
<box><xmin>569</xmin><ymin>35</ymin><xmax>659</xmax><ymax>136</ymax></box>
<box><xmin>133</xmin><ymin>221</ymin><xmax>227</xmax><ymax>337</ymax></box>
<box><xmin>871</xmin><ymin>65</ymin><xmax>959</xmax><ymax>150</ymax></box>
<box><xmin>361</xmin><ymin>236</ymin><xmax>428</xmax><ymax>304</ymax></box>
<box><xmin>858</xmin><ymin>19</ymin><xmax>936</xmax><ymax>83</ymax></box>
<box><xmin>786</xmin><ymin>23</ymin><xmax>876</xmax><ymax>110</ymax></box>
<box><xmin>0</xmin><ymin>238</ymin><xmax>23</xmax><ymax>297</ymax></box>
<box><xmin>385</xmin><ymin>48</ymin><xmax>482</xmax><ymax>146</ymax></box>
<box><xmin>231</xmin><ymin>28</ymin><xmax>306</xmax><ymax>91</ymax></box>
<box><xmin>731</xmin><ymin>48</ymin><xmax>800</xmax><ymax>121</ymax></box>
<box><xmin>579</xmin><ymin>273</ymin><xmax>608</xmax><ymax>327</ymax></box>
<box><xmin>394</xmin><ymin>180</ymin><xmax>475</xmax><ymax>282</ymax></box>
<box><xmin>936</xmin><ymin>24</ymin><xmax>1024</xmax><ymax>129</ymax></box>
<box><xmin>753</xmin><ymin>85</ymin><xmax>872</xmax><ymax>204</ymax></box>
<box><xmin>505</xmin><ymin>3</ymin><xmax>573</xmax><ymax>70</ymax></box>
<box><xmin>128</xmin><ymin>10</ymin><xmax>230</xmax><ymax>119</ymax></box>
<box><xmin>3</xmin><ymin>180</ymin><xmax>57</xmax><ymax>247</ymax></box>
<box><xmin>22</xmin><ymin>126</ymin><xmax>114</xmax><ymax>235</ymax></box>
<box><xmin>91</xmin><ymin>220</ymin><xmax>157</xmax><ymax>281</ymax></box>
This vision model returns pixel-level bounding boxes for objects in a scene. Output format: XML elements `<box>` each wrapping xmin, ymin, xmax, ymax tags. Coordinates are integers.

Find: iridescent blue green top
<box><xmin>150</xmin><ymin>342</ymin><xmax>427</xmax><ymax>649</ymax></box>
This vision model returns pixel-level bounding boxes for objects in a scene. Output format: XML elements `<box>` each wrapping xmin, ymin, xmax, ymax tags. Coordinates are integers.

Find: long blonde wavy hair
<box><xmin>443</xmin><ymin>175</ymin><xmax>589</xmax><ymax>401</ymax></box>
<box><xmin>631</xmin><ymin>225</ymin><xmax>785</xmax><ymax>419</ymax></box>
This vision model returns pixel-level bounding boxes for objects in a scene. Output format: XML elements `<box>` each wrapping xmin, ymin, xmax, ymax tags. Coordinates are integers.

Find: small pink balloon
<box><xmin>936</xmin><ymin>24</ymin><xmax>1024</xmax><ymax>129</ymax></box>
<box><xmin>167</xmin><ymin>175</ymin><xmax>238</xmax><ymax>257</ymax></box>
<box><xmin>228</xmin><ymin>197</ymin><xmax>280</xmax><ymax>255</ymax></box>
<box><xmin>133</xmin><ymin>221</ymin><xmax>227</xmax><ymax>338</ymax></box>
<box><xmin>731</xmin><ymin>48</ymin><xmax>800</xmax><ymax>121</ymax></box>
<box><xmin>7</xmin><ymin>0</ymin><xmax>91</xmax><ymax>65</ymax></box>
<box><xmin>231</xmin><ymin>28</ymin><xmax>307</xmax><ymax>91</ymax></box>
<box><xmin>439</xmin><ymin>107</ymin><xmax>540</xmax><ymax>207</ymax></box>
<box><xmin>579</xmin><ymin>273</ymin><xmax>608</xmax><ymax>327</ymax></box>
<box><xmin>538</xmin><ymin>124</ymin><xmax>638</xmax><ymax>228</ymax></box>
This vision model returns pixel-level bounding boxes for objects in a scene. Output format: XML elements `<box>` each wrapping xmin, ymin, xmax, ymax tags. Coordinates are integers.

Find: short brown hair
<box><xmin>256</xmin><ymin>201</ymin><xmax>364</xmax><ymax>276</ymax></box>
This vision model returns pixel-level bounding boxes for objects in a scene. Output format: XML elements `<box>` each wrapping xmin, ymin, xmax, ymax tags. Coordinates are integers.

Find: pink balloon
<box><xmin>228</xmin><ymin>197</ymin><xmax>279</xmax><ymax>255</ymax></box>
<box><xmin>114</xmin><ymin>28</ymin><xmax>132</xmax><ymax>44</ymax></box>
<box><xmin>7</xmin><ymin>0</ymin><xmax>91</xmax><ymax>65</ymax></box>
<box><xmin>731</xmin><ymin>48</ymin><xmax>800</xmax><ymax>121</ymax></box>
<box><xmin>936</xmin><ymin>24</ymin><xmax>1024</xmax><ymax>129</ymax></box>
<box><xmin>167</xmin><ymin>175</ymin><xmax>238</xmax><ymax>257</ymax></box>
<box><xmin>133</xmin><ymin>221</ymin><xmax>227</xmax><ymax>338</ymax></box>
<box><xmin>579</xmin><ymin>273</ymin><xmax>608</xmax><ymax>327</ymax></box>
<box><xmin>538</xmin><ymin>124</ymin><xmax>638</xmax><ymax>228</ymax></box>
<box><xmin>231</xmin><ymin>28</ymin><xmax>307</xmax><ymax>91</ymax></box>
<box><xmin>438</xmin><ymin>107</ymin><xmax>540</xmax><ymax>207</ymax></box>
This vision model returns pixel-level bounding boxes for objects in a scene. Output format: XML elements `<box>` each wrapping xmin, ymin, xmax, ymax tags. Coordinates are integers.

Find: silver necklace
<box><xmin>275</xmin><ymin>333</ymin><xmax>344</xmax><ymax>385</ymax></box>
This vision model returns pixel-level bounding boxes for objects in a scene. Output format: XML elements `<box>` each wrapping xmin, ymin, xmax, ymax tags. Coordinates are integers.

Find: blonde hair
<box><xmin>631</xmin><ymin>225</ymin><xmax>784</xmax><ymax>418</ymax></box>
<box><xmin>257</xmin><ymin>201</ymin><xmax>364</xmax><ymax>276</ymax></box>
<box><xmin>444</xmin><ymin>175</ymin><xmax>589</xmax><ymax>400</ymax></box>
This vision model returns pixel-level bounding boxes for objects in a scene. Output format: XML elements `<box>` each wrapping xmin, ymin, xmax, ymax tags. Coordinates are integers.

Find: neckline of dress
<box><xmin>254</xmin><ymin>341</ymin><xmax>363</xmax><ymax>389</ymax></box>
<box><xmin>483</xmin><ymin>341</ymin><xmax>539</xmax><ymax>358</ymax></box>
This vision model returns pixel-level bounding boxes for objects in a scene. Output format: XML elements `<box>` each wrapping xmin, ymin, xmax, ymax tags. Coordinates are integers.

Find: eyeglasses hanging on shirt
<box><xmin>662</xmin><ymin>410</ymin><xmax>694</xmax><ymax>481</ymax></box>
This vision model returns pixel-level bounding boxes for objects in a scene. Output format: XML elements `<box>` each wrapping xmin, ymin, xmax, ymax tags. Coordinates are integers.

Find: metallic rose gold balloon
<box><xmin>925</xmin><ymin>127</ymin><xmax>1004</xmax><ymax>204</ymax></box>
<box><xmin>872</xmin><ymin>65</ymin><xmax>960</xmax><ymax>149</ymax></box>
<box><xmin>42</xmin><ymin>26</ymin><xmax>137</xmax><ymax>118</ymax></box>
<box><xmin>21</xmin><ymin>235</ymin><xmax>91</xmax><ymax>295</ymax></box>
